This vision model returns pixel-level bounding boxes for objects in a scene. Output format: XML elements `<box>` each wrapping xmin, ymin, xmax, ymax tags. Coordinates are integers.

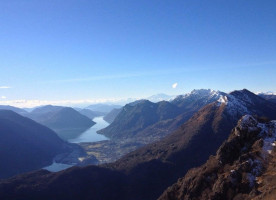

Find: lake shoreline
<box><xmin>43</xmin><ymin>116</ymin><xmax>110</xmax><ymax>172</ymax></box>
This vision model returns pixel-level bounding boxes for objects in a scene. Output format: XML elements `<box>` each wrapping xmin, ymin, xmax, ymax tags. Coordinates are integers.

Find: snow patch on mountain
<box><xmin>173</xmin><ymin>89</ymin><xmax>224</xmax><ymax>103</ymax></box>
<box><xmin>239</xmin><ymin>115</ymin><xmax>276</xmax><ymax>158</ymax></box>
<box><xmin>217</xmin><ymin>91</ymin><xmax>255</xmax><ymax>118</ymax></box>
<box><xmin>239</xmin><ymin>115</ymin><xmax>258</xmax><ymax>129</ymax></box>
<box><xmin>224</xmin><ymin>94</ymin><xmax>251</xmax><ymax>117</ymax></box>
<box><xmin>218</xmin><ymin>95</ymin><xmax>228</xmax><ymax>104</ymax></box>
<box><xmin>235</xmin><ymin>115</ymin><xmax>276</xmax><ymax>186</ymax></box>
<box><xmin>258</xmin><ymin>120</ymin><xmax>276</xmax><ymax>156</ymax></box>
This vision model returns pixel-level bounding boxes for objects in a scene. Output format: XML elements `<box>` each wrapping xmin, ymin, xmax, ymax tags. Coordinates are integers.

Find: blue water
<box><xmin>43</xmin><ymin>116</ymin><xmax>109</xmax><ymax>172</ymax></box>
<box><xmin>68</xmin><ymin>116</ymin><xmax>109</xmax><ymax>143</ymax></box>
<box><xmin>43</xmin><ymin>162</ymin><xmax>74</xmax><ymax>172</ymax></box>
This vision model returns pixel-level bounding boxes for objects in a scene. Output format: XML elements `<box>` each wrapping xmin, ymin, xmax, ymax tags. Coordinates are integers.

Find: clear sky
<box><xmin>0</xmin><ymin>0</ymin><xmax>276</xmax><ymax>107</ymax></box>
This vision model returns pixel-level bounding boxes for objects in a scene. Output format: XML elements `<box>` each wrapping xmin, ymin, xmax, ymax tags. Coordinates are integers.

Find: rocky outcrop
<box><xmin>159</xmin><ymin>115</ymin><xmax>276</xmax><ymax>200</ymax></box>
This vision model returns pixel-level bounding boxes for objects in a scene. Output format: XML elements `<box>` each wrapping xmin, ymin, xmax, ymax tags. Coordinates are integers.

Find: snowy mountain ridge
<box><xmin>217</xmin><ymin>92</ymin><xmax>251</xmax><ymax>117</ymax></box>
<box><xmin>216</xmin><ymin>89</ymin><xmax>276</xmax><ymax>120</ymax></box>
<box><xmin>172</xmin><ymin>89</ymin><xmax>225</xmax><ymax>104</ymax></box>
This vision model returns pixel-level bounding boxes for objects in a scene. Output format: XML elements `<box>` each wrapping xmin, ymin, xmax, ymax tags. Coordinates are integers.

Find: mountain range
<box><xmin>0</xmin><ymin>105</ymin><xmax>28</xmax><ymax>116</ymax></box>
<box><xmin>146</xmin><ymin>93</ymin><xmax>176</xmax><ymax>102</ymax></box>
<box><xmin>98</xmin><ymin>100</ymin><xmax>181</xmax><ymax>139</ymax></box>
<box><xmin>258</xmin><ymin>93</ymin><xmax>276</xmax><ymax>104</ymax></box>
<box><xmin>1</xmin><ymin>89</ymin><xmax>276</xmax><ymax>199</ymax></box>
<box><xmin>98</xmin><ymin>89</ymin><xmax>226</xmax><ymax>143</ymax></box>
<box><xmin>77</xmin><ymin>109</ymin><xmax>106</xmax><ymax>120</ymax></box>
<box><xmin>85</xmin><ymin>104</ymin><xmax>122</xmax><ymax>113</ymax></box>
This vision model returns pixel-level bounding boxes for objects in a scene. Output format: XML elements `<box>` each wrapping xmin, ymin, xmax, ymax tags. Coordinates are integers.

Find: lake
<box><xmin>43</xmin><ymin>161</ymin><xmax>74</xmax><ymax>172</ymax></box>
<box><xmin>43</xmin><ymin>116</ymin><xmax>109</xmax><ymax>172</ymax></box>
<box><xmin>69</xmin><ymin>116</ymin><xmax>109</xmax><ymax>143</ymax></box>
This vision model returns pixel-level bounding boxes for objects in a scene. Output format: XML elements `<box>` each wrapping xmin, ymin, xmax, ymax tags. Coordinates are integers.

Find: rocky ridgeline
<box><xmin>159</xmin><ymin>115</ymin><xmax>276</xmax><ymax>200</ymax></box>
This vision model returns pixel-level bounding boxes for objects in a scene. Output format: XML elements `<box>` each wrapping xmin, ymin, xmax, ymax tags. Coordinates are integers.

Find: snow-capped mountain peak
<box><xmin>173</xmin><ymin>89</ymin><xmax>224</xmax><ymax>102</ymax></box>
<box><xmin>188</xmin><ymin>89</ymin><xmax>221</xmax><ymax>97</ymax></box>
<box><xmin>216</xmin><ymin>89</ymin><xmax>271</xmax><ymax>118</ymax></box>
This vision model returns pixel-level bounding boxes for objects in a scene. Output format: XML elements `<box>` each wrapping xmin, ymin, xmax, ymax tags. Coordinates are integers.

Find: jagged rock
<box><xmin>159</xmin><ymin>115</ymin><xmax>276</xmax><ymax>200</ymax></box>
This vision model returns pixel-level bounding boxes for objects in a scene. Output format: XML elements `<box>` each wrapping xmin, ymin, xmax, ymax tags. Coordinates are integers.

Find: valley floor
<box><xmin>80</xmin><ymin>140</ymin><xmax>145</xmax><ymax>163</ymax></box>
<box><xmin>79</xmin><ymin>134</ymin><xmax>166</xmax><ymax>164</ymax></box>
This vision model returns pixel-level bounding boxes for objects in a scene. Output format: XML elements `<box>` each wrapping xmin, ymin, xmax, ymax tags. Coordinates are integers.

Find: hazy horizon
<box><xmin>0</xmin><ymin>88</ymin><xmax>273</xmax><ymax>108</ymax></box>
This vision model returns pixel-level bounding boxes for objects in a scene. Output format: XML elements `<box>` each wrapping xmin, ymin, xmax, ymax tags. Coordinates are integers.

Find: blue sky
<box><xmin>0</xmin><ymin>0</ymin><xmax>276</xmax><ymax>107</ymax></box>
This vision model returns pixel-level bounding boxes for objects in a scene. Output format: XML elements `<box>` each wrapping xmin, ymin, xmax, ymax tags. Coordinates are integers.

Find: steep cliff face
<box><xmin>159</xmin><ymin>115</ymin><xmax>276</xmax><ymax>200</ymax></box>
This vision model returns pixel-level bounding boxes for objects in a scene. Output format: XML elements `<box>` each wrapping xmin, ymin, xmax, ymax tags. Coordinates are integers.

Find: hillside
<box><xmin>98</xmin><ymin>100</ymin><xmax>181</xmax><ymax>139</ymax></box>
<box><xmin>98</xmin><ymin>89</ymin><xmax>225</xmax><ymax>142</ymax></box>
<box><xmin>159</xmin><ymin>115</ymin><xmax>276</xmax><ymax>200</ymax></box>
<box><xmin>132</xmin><ymin>89</ymin><xmax>226</xmax><ymax>143</ymax></box>
<box><xmin>27</xmin><ymin>105</ymin><xmax>95</xmax><ymax>140</ymax></box>
<box><xmin>103</xmin><ymin>108</ymin><xmax>122</xmax><ymax>123</ymax></box>
<box><xmin>0</xmin><ymin>110</ymin><xmax>83</xmax><ymax>179</ymax></box>
<box><xmin>85</xmin><ymin>104</ymin><xmax>122</xmax><ymax>113</ymax></box>
<box><xmin>78</xmin><ymin>109</ymin><xmax>106</xmax><ymax>120</ymax></box>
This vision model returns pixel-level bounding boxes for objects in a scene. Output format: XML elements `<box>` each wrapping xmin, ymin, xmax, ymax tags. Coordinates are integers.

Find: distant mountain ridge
<box><xmin>147</xmin><ymin>93</ymin><xmax>176</xmax><ymax>102</ymax></box>
<box><xmin>257</xmin><ymin>91</ymin><xmax>276</xmax><ymax>95</ymax></box>
<box><xmin>85</xmin><ymin>104</ymin><xmax>122</xmax><ymax>113</ymax></box>
<box><xmin>77</xmin><ymin>109</ymin><xmax>106</xmax><ymax>120</ymax></box>
<box><xmin>258</xmin><ymin>93</ymin><xmax>276</xmax><ymax>104</ymax></box>
<box><xmin>0</xmin><ymin>105</ymin><xmax>28</xmax><ymax>115</ymax></box>
<box><xmin>98</xmin><ymin>89</ymin><xmax>226</xmax><ymax>142</ymax></box>
<box><xmin>26</xmin><ymin>105</ymin><xmax>95</xmax><ymax>140</ymax></box>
